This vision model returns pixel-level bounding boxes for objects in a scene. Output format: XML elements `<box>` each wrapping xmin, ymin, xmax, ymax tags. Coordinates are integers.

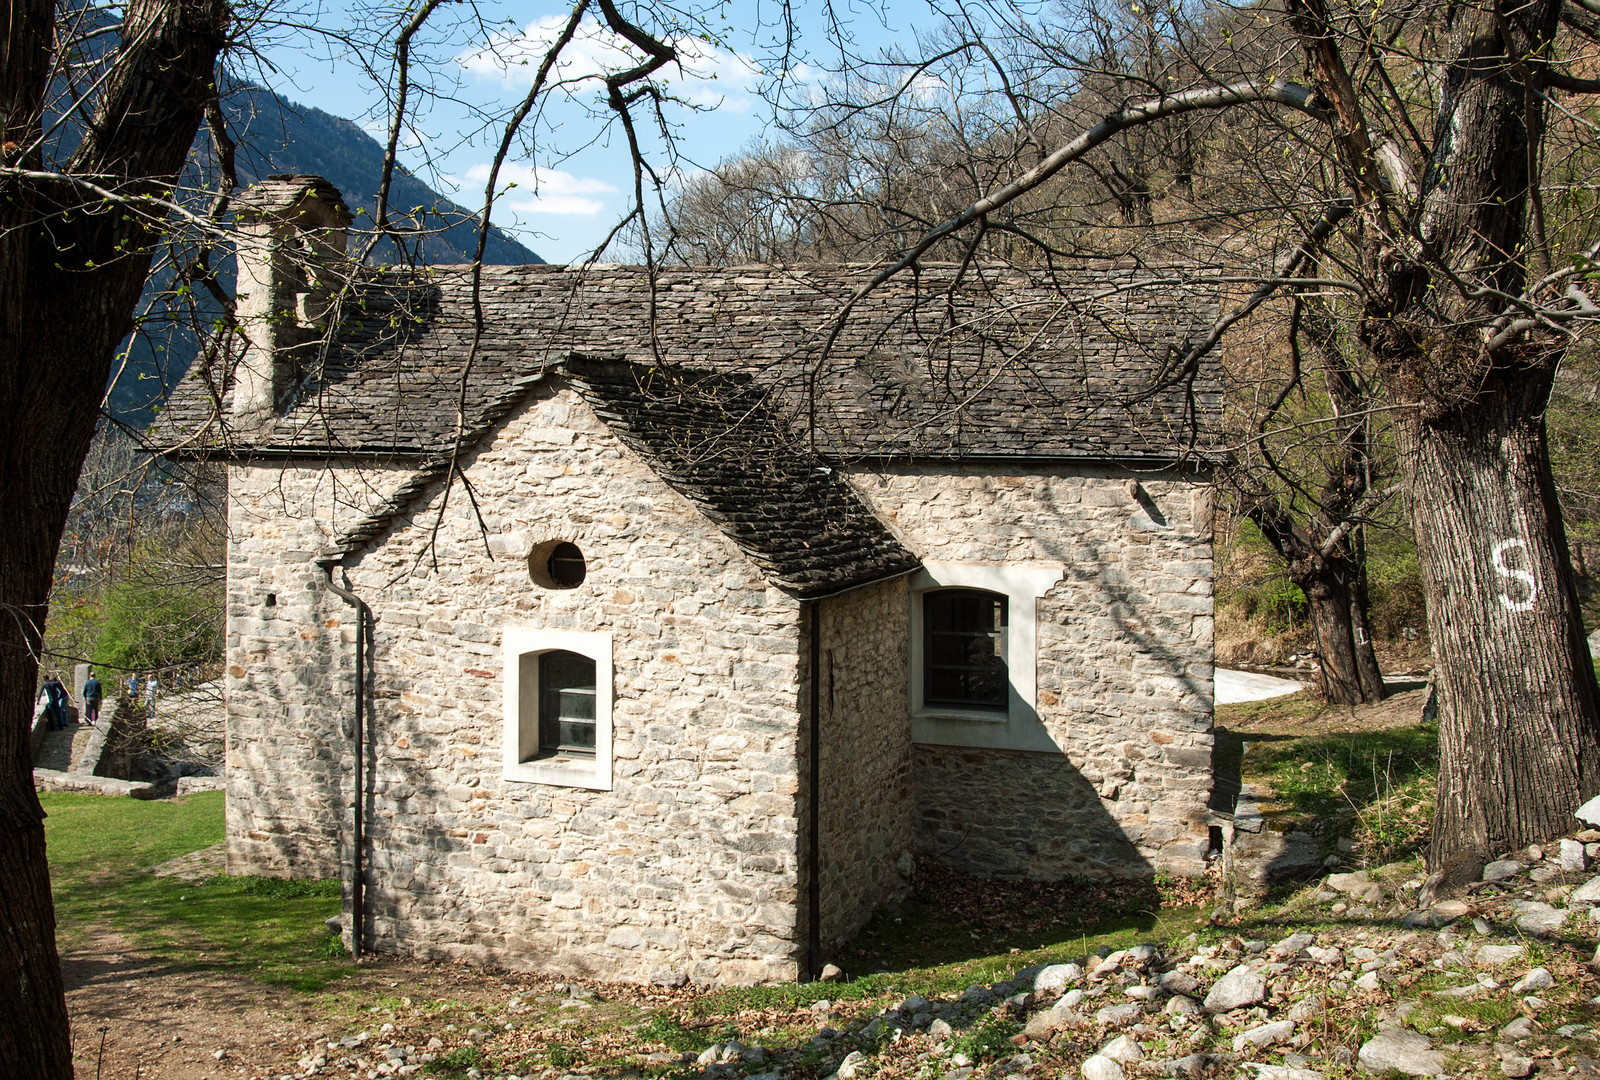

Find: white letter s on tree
<box><xmin>1493</xmin><ymin>539</ymin><xmax>1537</xmax><ymax>612</ymax></box>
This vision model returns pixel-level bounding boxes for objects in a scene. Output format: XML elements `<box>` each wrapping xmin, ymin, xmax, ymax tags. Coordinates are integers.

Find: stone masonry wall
<box><xmin>845</xmin><ymin>463</ymin><xmax>1215</xmax><ymax>880</ymax></box>
<box><xmin>239</xmin><ymin>383</ymin><xmax>813</xmax><ymax>985</ymax></box>
<box><xmin>814</xmin><ymin>579</ymin><xmax>915</xmax><ymax>953</ymax></box>
<box><xmin>225</xmin><ymin>459</ymin><xmax>416</xmax><ymax>879</ymax></box>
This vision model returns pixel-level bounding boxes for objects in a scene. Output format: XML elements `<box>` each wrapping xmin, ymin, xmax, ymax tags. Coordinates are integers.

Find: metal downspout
<box><xmin>807</xmin><ymin>599</ymin><xmax>822</xmax><ymax>981</ymax></box>
<box><xmin>320</xmin><ymin>561</ymin><xmax>370</xmax><ymax>962</ymax></box>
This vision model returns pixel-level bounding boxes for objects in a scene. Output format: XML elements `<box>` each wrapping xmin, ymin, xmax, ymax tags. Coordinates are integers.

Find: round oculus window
<box><xmin>529</xmin><ymin>540</ymin><xmax>587</xmax><ymax>589</ymax></box>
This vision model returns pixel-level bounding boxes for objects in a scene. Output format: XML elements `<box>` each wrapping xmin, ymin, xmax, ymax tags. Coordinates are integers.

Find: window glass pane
<box><xmin>540</xmin><ymin>650</ymin><xmax>597</xmax><ymax>755</ymax></box>
<box><xmin>924</xmin><ymin>589</ymin><xmax>1008</xmax><ymax>712</ymax></box>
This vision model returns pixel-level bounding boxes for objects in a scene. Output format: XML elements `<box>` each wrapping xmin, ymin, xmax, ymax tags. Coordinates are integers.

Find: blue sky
<box><xmin>252</xmin><ymin>1</ymin><xmax>941</xmax><ymax>264</ymax></box>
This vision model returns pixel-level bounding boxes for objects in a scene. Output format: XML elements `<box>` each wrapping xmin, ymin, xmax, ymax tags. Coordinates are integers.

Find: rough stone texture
<box><xmin>1475</xmin><ymin>944</ymin><xmax>1526</xmax><ymax>966</ymax></box>
<box><xmin>203</xmin><ymin>187</ymin><xmax>1221</xmax><ymax>984</ymax></box>
<box><xmin>1035</xmin><ymin>963</ymin><xmax>1084</xmax><ymax>995</ymax></box>
<box><xmin>1082</xmin><ymin>1055</ymin><xmax>1125</xmax><ymax>1080</ymax></box>
<box><xmin>1357</xmin><ymin>1030</ymin><xmax>1445</xmax><ymax>1076</ymax></box>
<box><xmin>226</xmin><ymin>387</ymin><xmax>821</xmax><ymax>983</ymax></box>
<box><xmin>812</xmin><ymin>579</ymin><xmax>915</xmax><ymax>953</ymax></box>
<box><xmin>32</xmin><ymin>769</ymin><xmax>159</xmax><ymax>798</ymax></box>
<box><xmin>1204</xmin><ymin>965</ymin><xmax>1267</xmax><ymax>1012</ymax></box>
<box><xmin>850</xmin><ymin>463</ymin><xmax>1213</xmax><ymax>880</ymax></box>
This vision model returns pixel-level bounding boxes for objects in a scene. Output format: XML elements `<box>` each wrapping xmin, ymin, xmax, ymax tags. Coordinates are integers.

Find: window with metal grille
<box><xmin>923</xmin><ymin>588</ymin><xmax>1008</xmax><ymax>712</ymax></box>
<box><xmin>539</xmin><ymin>650</ymin><xmax>596</xmax><ymax>756</ymax></box>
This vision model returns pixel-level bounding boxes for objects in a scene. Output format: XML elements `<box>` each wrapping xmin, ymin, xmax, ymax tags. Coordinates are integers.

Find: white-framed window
<box><xmin>503</xmin><ymin>626</ymin><xmax>613</xmax><ymax>790</ymax></box>
<box><xmin>910</xmin><ymin>562</ymin><xmax>1064</xmax><ymax>752</ymax></box>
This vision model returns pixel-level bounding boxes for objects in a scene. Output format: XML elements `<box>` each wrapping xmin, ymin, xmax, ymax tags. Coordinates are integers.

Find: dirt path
<box><xmin>61</xmin><ymin>929</ymin><xmax>645</xmax><ymax>1080</ymax></box>
<box><xmin>63</xmin><ymin>924</ymin><xmax>320</xmax><ymax>1079</ymax></box>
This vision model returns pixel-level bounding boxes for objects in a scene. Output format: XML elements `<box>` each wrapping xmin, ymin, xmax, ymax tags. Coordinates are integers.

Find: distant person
<box><xmin>125</xmin><ymin>672</ymin><xmax>139</xmax><ymax>700</ymax></box>
<box><xmin>145</xmin><ymin>674</ymin><xmax>159</xmax><ymax>705</ymax></box>
<box><xmin>82</xmin><ymin>670</ymin><xmax>102</xmax><ymax>726</ymax></box>
<box><xmin>41</xmin><ymin>673</ymin><xmax>69</xmax><ymax>730</ymax></box>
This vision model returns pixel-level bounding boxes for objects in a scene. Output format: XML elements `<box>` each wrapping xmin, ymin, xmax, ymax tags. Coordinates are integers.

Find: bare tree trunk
<box><xmin>1248</xmin><ymin>496</ymin><xmax>1384</xmax><ymax>705</ymax></box>
<box><xmin>1396</xmin><ymin>382</ymin><xmax>1600</xmax><ymax>880</ymax></box>
<box><xmin>1304</xmin><ymin>568</ymin><xmax>1366</xmax><ymax>704</ymax></box>
<box><xmin>1349</xmin><ymin>527</ymin><xmax>1386</xmax><ymax>699</ymax></box>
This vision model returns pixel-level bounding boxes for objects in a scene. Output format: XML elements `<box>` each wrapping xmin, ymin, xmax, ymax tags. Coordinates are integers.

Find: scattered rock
<box><xmin>836</xmin><ymin>1050</ymin><xmax>865</xmax><ymax>1079</ymax></box>
<box><xmin>1270</xmin><ymin>934</ymin><xmax>1315</xmax><ymax>959</ymax></box>
<box><xmin>1035</xmin><ymin>963</ymin><xmax>1084</xmax><ymax>996</ymax></box>
<box><xmin>1155</xmin><ymin>1053</ymin><xmax>1213</xmax><ymax>1079</ymax></box>
<box><xmin>1287</xmin><ymin>994</ymin><xmax>1325</xmax><ymax>1024</ymax></box>
<box><xmin>1477</xmin><ymin>944</ymin><xmax>1527</xmax><ymax>966</ymax></box>
<box><xmin>1498</xmin><ymin>1044</ymin><xmax>1535</xmax><ymax>1078</ymax></box>
<box><xmin>1326</xmin><ymin>872</ymin><xmax>1384</xmax><ymax>904</ymax></box>
<box><xmin>1429</xmin><ymin>899</ymin><xmax>1471</xmax><ymax>921</ymax></box>
<box><xmin>1082</xmin><ymin>1055</ymin><xmax>1125</xmax><ymax>1080</ymax></box>
<box><xmin>1204</xmin><ymin>965</ymin><xmax>1267</xmax><ymax>1013</ymax></box>
<box><xmin>1305</xmin><ymin>946</ymin><xmax>1343</xmax><ymax>966</ymax></box>
<box><xmin>1164</xmin><ymin>995</ymin><xmax>1202</xmax><ymax>1017</ymax></box>
<box><xmin>1511</xmin><ymin>968</ymin><xmax>1555</xmax><ymax>994</ymax></box>
<box><xmin>1233</xmin><ymin>1021</ymin><xmax>1294</xmax><ymax>1053</ymax></box>
<box><xmin>1562</xmin><ymin>839</ymin><xmax>1589</xmax><ymax>872</ymax></box>
<box><xmin>1515</xmin><ymin>908</ymin><xmax>1569</xmax><ymax>936</ymax></box>
<box><xmin>1573</xmin><ymin>876</ymin><xmax>1600</xmax><ymax>905</ymax></box>
<box><xmin>1159</xmin><ymin>970</ymin><xmax>1200</xmax><ymax>995</ymax></box>
<box><xmin>1099</xmin><ymin>1035</ymin><xmax>1144</xmax><ymax>1064</ymax></box>
<box><xmin>1358</xmin><ymin>1030</ymin><xmax>1447</xmax><ymax>1076</ymax></box>
<box><xmin>929</xmin><ymin>1018</ymin><xmax>954</xmax><ymax>1039</ymax></box>
<box><xmin>1094</xmin><ymin>1003</ymin><xmax>1144</xmax><ymax>1027</ymax></box>
<box><xmin>1245</xmin><ymin>1066</ymin><xmax>1326</xmax><ymax>1080</ymax></box>
<box><xmin>1021</xmin><ymin>998</ymin><xmax>1086</xmax><ymax>1041</ymax></box>
<box><xmin>1501</xmin><ymin>1017</ymin><xmax>1537</xmax><ymax>1040</ymax></box>
<box><xmin>1482</xmin><ymin>860</ymin><xmax>1525</xmax><ymax>883</ymax></box>
<box><xmin>819</xmin><ymin>964</ymin><xmax>843</xmax><ymax>982</ymax></box>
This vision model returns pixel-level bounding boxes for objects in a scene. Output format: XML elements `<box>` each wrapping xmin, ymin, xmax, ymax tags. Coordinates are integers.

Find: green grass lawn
<box><xmin>43</xmin><ymin>790</ymin><xmax>351</xmax><ymax>991</ymax></box>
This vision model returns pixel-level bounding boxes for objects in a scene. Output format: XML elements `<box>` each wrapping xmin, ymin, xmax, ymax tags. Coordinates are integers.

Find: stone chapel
<box><xmin>156</xmin><ymin>175</ymin><xmax>1222</xmax><ymax>986</ymax></box>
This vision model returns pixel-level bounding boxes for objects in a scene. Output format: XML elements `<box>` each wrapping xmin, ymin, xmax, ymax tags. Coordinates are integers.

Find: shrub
<box><xmin>93</xmin><ymin>538</ymin><xmax>222</xmax><ymax>674</ymax></box>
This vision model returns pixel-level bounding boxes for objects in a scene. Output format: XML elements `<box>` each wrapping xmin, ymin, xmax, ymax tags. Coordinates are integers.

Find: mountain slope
<box><xmin>109</xmin><ymin>82</ymin><xmax>544</xmax><ymax>424</ymax></box>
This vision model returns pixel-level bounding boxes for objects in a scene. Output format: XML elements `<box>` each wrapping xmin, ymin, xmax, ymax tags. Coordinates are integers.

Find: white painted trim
<box><xmin>910</xmin><ymin>561</ymin><xmax>1064</xmax><ymax>752</ymax></box>
<box><xmin>502</xmin><ymin>626</ymin><xmax>613</xmax><ymax>790</ymax></box>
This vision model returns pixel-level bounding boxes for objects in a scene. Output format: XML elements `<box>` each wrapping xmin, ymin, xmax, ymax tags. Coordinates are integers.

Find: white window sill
<box><xmin>916</xmin><ymin>707</ymin><xmax>1010</xmax><ymax>725</ymax></box>
<box><xmin>504</xmin><ymin>755</ymin><xmax>608</xmax><ymax>790</ymax></box>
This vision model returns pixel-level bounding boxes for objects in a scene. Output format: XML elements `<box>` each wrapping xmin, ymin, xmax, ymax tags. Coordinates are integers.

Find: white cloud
<box><xmin>458</xmin><ymin>15</ymin><xmax>761</xmax><ymax>111</ymax></box>
<box><xmin>465</xmin><ymin>162</ymin><xmax>618</xmax><ymax>216</ymax></box>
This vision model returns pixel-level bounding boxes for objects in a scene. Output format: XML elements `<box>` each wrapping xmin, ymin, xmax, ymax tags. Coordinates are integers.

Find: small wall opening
<box><xmin>528</xmin><ymin>540</ymin><xmax>586</xmax><ymax>589</ymax></box>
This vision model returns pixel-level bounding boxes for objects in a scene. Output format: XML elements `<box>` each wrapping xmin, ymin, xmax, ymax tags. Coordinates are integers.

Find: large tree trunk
<box><xmin>0</xmin><ymin>0</ymin><xmax>228</xmax><ymax>1073</ymax></box>
<box><xmin>1357</xmin><ymin>0</ymin><xmax>1600</xmax><ymax>880</ymax></box>
<box><xmin>1396</xmin><ymin>378</ymin><xmax>1600</xmax><ymax>881</ymax></box>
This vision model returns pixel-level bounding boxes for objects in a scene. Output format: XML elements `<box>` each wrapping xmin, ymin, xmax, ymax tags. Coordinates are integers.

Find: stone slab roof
<box><xmin>154</xmin><ymin>264</ymin><xmax>1223</xmax><ymax>463</ymax></box>
<box><xmin>565</xmin><ymin>358</ymin><xmax>922</xmax><ymax>597</ymax></box>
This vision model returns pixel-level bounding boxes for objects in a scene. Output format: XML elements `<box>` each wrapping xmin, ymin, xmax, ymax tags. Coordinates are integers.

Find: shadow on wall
<box><xmin>912</xmin><ymin>745</ymin><xmax>1154</xmax><ymax>880</ymax></box>
<box><xmin>902</xmin><ymin>466</ymin><xmax>1215</xmax><ymax>882</ymax></box>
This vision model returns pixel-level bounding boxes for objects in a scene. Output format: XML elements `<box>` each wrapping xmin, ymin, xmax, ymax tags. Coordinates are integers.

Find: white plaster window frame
<box><xmin>910</xmin><ymin>561</ymin><xmax>1064</xmax><ymax>752</ymax></box>
<box><xmin>502</xmin><ymin>626</ymin><xmax>613</xmax><ymax>790</ymax></box>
